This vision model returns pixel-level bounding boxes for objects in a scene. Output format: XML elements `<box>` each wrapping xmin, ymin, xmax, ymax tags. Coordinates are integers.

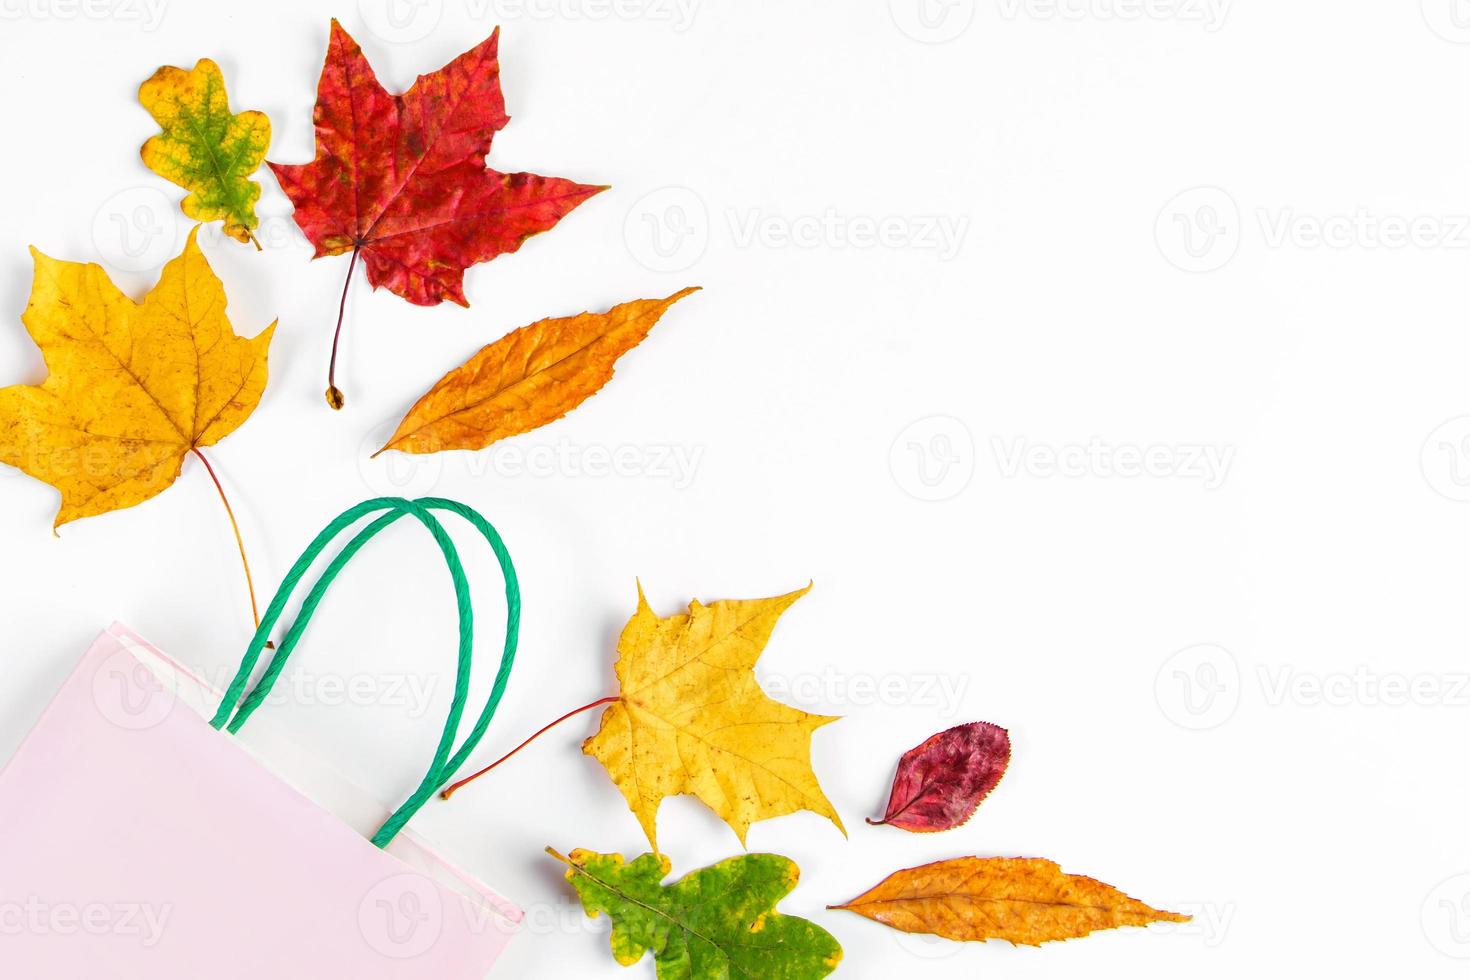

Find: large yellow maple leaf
<box><xmin>583</xmin><ymin>583</ymin><xmax>845</xmax><ymax>851</ymax></box>
<box><xmin>0</xmin><ymin>227</ymin><xmax>275</xmax><ymax>528</ymax></box>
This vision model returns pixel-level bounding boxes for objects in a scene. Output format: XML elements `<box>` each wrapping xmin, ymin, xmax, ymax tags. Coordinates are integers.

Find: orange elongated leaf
<box><xmin>0</xmin><ymin>227</ymin><xmax>275</xmax><ymax>528</ymax></box>
<box><xmin>831</xmin><ymin>857</ymin><xmax>1188</xmax><ymax>947</ymax></box>
<box><xmin>376</xmin><ymin>288</ymin><xmax>698</xmax><ymax>456</ymax></box>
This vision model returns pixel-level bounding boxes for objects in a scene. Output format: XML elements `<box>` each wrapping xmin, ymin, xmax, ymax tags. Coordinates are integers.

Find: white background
<box><xmin>2</xmin><ymin>0</ymin><xmax>1469</xmax><ymax>976</ymax></box>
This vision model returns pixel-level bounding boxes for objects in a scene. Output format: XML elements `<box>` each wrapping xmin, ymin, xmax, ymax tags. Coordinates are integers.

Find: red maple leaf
<box><xmin>270</xmin><ymin>20</ymin><xmax>606</xmax><ymax>407</ymax></box>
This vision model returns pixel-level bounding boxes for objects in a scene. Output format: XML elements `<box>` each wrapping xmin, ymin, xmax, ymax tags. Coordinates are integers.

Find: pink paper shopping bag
<box><xmin>0</xmin><ymin>497</ymin><xmax>524</xmax><ymax>978</ymax></box>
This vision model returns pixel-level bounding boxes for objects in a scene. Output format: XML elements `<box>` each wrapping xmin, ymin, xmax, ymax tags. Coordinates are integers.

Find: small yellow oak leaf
<box><xmin>0</xmin><ymin>227</ymin><xmax>275</xmax><ymax>528</ymax></box>
<box><xmin>584</xmin><ymin>583</ymin><xmax>845</xmax><ymax>851</ymax></box>
<box><xmin>139</xmin><ymin>58</ymin><xmax>271</xmax><ymax>246</ymax></box>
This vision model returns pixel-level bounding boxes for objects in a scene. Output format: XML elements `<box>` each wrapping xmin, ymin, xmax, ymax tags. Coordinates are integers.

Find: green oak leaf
<box><xmin>139</xmin><ymin>58</ymin><xmax>270</xmax><ymax>247</ymax></box>
<box><xmin>550</xmin><ymin>847</ymin><xmax>843</xmax><ymax>980</ymax></box>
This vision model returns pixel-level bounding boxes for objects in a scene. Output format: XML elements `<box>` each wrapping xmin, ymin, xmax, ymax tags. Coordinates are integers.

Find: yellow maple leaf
<box><xmin>583</xmin><ymin>583</ymin><xmax>845</xmax><ymax>851</ymax></box>
<box><xmin>0</xmin><ymin>227</ymin><xmax>275</xmax><ymax>528</ymax></box>
<box><xmin>831</xmin><ymin>857</ymin><xmax>1189</xmax><ymax>946</ymax></box>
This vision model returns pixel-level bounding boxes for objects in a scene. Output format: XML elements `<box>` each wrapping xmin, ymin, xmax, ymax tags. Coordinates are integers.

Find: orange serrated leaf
<box><xmin>375</xmin><ymin>288</ymin><xmax>698</xmax><ymax>456</ymax></box>
<box><xmin>831</xmin><ymin>857</ymin><xmax>1189</xmax><ymax>947</ymax></box>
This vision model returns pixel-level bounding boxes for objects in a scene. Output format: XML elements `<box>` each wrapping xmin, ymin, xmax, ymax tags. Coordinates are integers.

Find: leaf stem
<box><xmin>440</xmin><ymin>696</ymin><xmax>620</xmax><ymax>800</ymax></box>
<box><xmin>326</xmin><ymin>246</ymin><xmax>360</xmax><ymax>410</ymax></box>
<box><xmin>246</xmin><ymin>230</ymin><xmax>263</xmax><ymax>252</ymax></box>
<box><xmin>192</xmin><ymin>448</ymin><xmax>262</xmax><ymax>633</ymax></box>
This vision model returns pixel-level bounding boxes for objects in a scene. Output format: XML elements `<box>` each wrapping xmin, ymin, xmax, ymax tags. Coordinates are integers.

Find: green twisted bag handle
<box><xmin>209</xmin><ymin>497</ymin><xmax>520</xmax><ymax>848</ymax></box>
